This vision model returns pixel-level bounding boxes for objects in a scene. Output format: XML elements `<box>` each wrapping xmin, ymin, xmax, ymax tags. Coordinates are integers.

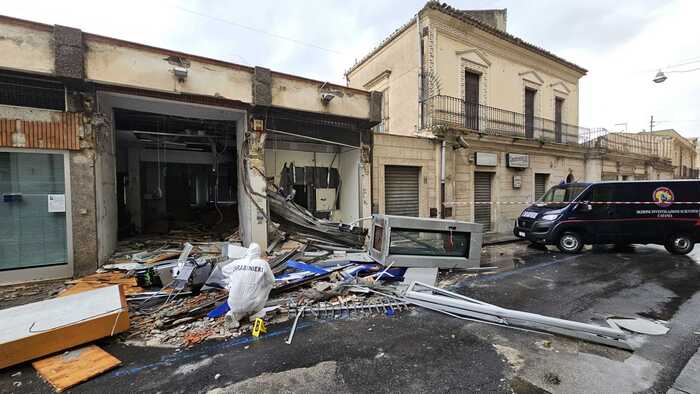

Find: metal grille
<box><xmin>384</xmin><ymin>165</ymin><xmax>419</xmax><ymax>217</ymax></box>
<box><xmin>0</xmin><ymin>74</ymin><xmax>65</xmax><ymax>111</ymax></box>
<box><xmin>535</xmin><ymin>173</ymin><xmax>548</xmax><ymax>200</ymax></box>
<box><xmin>474</xmin><ymin>172</ymin><xmax>492</xmax><ymax>232</ymax></box>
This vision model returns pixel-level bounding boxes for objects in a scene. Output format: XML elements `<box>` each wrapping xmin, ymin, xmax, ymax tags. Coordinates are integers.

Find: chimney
<box><xmin>462</xmin><ymin>9</ymin><xmax>507</xmax><ymax>32</ymax></box>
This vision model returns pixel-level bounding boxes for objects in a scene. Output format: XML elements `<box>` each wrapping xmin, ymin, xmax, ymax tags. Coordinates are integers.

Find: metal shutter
<box><xmin>385</xmin><ymin>165</ymin><xmax>420</xmax><ymax>217</ymax></box>
<box><xmin>535</xmin><ymin>173</ymin><xmax>548</xmax><ymax>200</ymax></box>
<box><xmin>474</xmin><ymin>172</ymin><xmax>492</xmax><ymax>232</ymax></box>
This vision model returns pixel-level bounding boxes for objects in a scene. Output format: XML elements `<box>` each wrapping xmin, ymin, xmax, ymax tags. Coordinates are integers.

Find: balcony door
<box><xmin>525</xmin><ymin>88</ymin><xmax>536</xmax><ymax>138</ymax></box>
<box><xmin>555</xmin><ymin>97</ymin><xmax>564</xmax><ymax>143</ymax></box>
<box><xmin>464</xmin><ymin>71</ymin><xmax>480</xmax><ymax>131</ymax></box>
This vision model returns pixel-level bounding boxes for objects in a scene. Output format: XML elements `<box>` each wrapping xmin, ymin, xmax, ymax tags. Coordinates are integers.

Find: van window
<box><xmin>589</xmin><ymin>184</ymin><xmax>615</xmax><ymax>202</ymax></box>
<box><xmin>540</xmin><ymin>184</ymin><xmax>587</xmax><ymax>204</ymax></box>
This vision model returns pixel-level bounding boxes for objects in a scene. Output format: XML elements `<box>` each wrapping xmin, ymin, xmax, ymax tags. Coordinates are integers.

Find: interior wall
<box><xmin>264</xmin><ymin>149</ymin><xmax>339</xmax><ymax>184</ymax></box>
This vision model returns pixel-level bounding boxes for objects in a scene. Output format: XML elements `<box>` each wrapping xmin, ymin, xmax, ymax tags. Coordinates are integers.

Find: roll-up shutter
<box><xmin>535</xmin><ymin>173</ymin><xmax>549</xmax><ymax>200</ymax></box>
<box><xmin>385</xmin><ymin>165</ymin><xmax>420</xmax><ymax>217</ymax></box>
<box><xmin>474</xmin><ymin>172</ymin><xmax>492</xmax><ymax>232</ymax></box>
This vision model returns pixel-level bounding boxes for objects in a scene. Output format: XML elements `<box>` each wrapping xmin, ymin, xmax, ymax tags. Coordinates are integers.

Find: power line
<box><xmin>169</xmin><ymin>4</ymin><xmax>344</xmax><ymax>55</ymax></box>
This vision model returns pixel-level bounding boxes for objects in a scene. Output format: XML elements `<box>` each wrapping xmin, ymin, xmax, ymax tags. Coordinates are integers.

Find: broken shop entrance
<box><xmin>260</xmin><ymin>108</ymin><xmax>372</xmax><ymax>246</ymax></box>
<box><xmin>97</xmin><ymin>92</ymin><xmax>247</xmax><ymax>262</ymax></box>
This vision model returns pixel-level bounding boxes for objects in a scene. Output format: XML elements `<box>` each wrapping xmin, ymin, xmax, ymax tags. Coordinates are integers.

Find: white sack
<box><xmin>222</xmin><ymin>243</ymin><xmax>275</xmax><ymax>317</ymax></box>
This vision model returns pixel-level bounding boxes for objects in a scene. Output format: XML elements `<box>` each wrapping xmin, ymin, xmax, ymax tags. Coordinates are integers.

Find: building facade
<box><xmin>346</xmin><ymin>1</ymin><xmax>695</xmax><ymax>233</ymax></box>
<box><xmin>0</xmin><ymin>16</ymin><xmax>379</xmax><ymax>284</ymax></box>
<box><xmin>347</xmin><ymin>2</ymin><xmax>590</xmax><ymax>233</ymax></box>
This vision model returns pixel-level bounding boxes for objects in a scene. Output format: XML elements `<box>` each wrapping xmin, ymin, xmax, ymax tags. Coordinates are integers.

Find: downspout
<box><xmin>440</xmin><ymin>139</ymin><xmax>446</xmax><ymax>218</ymax></box>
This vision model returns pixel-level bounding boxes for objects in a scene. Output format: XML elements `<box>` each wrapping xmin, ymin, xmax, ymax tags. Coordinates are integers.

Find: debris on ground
<box><xmin>0</xmin><ymin>209</ymin><xmax>665</xmax><ymax>391</ymax></box>
<box><xmin>32</xmin><ymin>345</ymin><xmax>121</xmax><ymax>392</ymax></box>
<box><xmin>0</xmin><ymin>285</ymin><xmax>129</xmax><ymax>369</ymax></box>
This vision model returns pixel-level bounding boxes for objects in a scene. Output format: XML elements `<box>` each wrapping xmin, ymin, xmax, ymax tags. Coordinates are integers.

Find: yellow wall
<box><xmin>346</xmin><ymin>22</ymin><xmax>420</xmax><ymax>135</ymax></box>
<box><xmin>0</xmin><ymin>23</ymin><xmax>54</xmax><ymax>75</ymax></box>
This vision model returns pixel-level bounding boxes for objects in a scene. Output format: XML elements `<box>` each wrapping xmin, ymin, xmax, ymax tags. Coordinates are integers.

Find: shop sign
<box><xmin>507</xmin><ymin>153</ymin><xmax>529</xmax><ymax>168</ymax></box>
<box><xmin>475</xmin><ymin>152</ymin><xmax>497</xmax><ymax>166</ymax></box>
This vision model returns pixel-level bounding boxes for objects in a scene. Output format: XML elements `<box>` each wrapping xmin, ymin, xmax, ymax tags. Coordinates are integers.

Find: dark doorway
<box><xmin>525</xmin><ymin>88</ymin><xmax>536</xmax><ymax>138</ymax></box>
<box><xmin>464</xmin><ymin>71</ymin><xmax>480</xmax><ymax>131</ymax></box>
<box><xmin>555</xmin><ymin>97</ymin><xmax>564</xmax><ymax>143</ymax></box>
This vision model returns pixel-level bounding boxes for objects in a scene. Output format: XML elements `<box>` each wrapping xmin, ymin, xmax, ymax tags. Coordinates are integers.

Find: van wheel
<box><xmin>665</xmin><ymin>234</ymin><xmax>695</xmax><ymax>255</ymax></box>
<box><xmin>557</xmin><ymin>232</ymin><xmax>583</xmax><ymax>254</ymax></box>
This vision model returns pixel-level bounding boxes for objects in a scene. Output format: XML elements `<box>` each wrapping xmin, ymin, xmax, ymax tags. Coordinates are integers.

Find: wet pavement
<box><xmin>2</xmin><ymin>242</ymin><xmax>700</xmax><ymax>393</ymax></box>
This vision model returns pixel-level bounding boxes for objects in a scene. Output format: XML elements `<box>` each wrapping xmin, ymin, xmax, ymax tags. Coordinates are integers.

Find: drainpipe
<box><xmin>440</xmin><ymin>139</ymin><xmax>446</xmax><ymax>218</ymax></box>
<box><xmin>416</xmin><ymin>14</ymin><xmax>424</xmax><ymax>130</ymax></box>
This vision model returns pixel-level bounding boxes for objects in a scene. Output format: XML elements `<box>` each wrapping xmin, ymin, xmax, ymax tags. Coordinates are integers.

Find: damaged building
<box><xmin>0</xmin><ymin>16</ymin><xmax>378</xmax><ymax>284</ymax></box>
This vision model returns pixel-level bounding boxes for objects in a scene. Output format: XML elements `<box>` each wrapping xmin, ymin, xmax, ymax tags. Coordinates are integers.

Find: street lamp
<box><xmin>653</xmin><ymin>67</ymin><xmax>700</xmax><ymax>83</ymax></box>
<box><xmin>653</xmin><ymin>70</ymin><xmax>667</xmax><ymax>83</ymax></box>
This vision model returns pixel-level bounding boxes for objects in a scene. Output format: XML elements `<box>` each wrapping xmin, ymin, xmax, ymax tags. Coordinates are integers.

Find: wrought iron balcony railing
<box><xmin>422</xmin><ymin>95</ymin><xmax>673</xmax><ymax>160</ymax></box>
<box><xmin>422</xmin><ymin>95</ymin><xmax>582</xmax><ymax>144</ymax></box>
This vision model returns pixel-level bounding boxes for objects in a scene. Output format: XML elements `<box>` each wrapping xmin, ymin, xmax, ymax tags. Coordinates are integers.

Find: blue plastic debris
<box><xmin>386</xmin><ymin>306</ymin><xmax>395</xmax><ymax>317</ymax></box>
<box><xmin>208</xmin><ymin>301</ymin><xmax>230</xmax><ymax>318</ymax></box>
<box><xmin>375</xmin><ymin>267</ymin><xmax>407</xmax><ymax>282</ymax></box>
<box><xmin>286</xmin><ymin>260</ymin><xmax>329</xmax><ymax>275</ymax></box>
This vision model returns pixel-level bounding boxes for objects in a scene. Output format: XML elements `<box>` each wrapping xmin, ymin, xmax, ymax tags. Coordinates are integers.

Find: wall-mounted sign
<box><xmin>475</xmin><ymin>152</ymin><xmax>497</xmax><ymax>166</ymax></box>
<box><xmin>513</xmin><ymin>175</ymin><xmax>522</xmax><ymax>189</ymax></box>
<box><xmin>48</xmin><ymin>194</ymin><xmax>66</xmax><ymax>213</ymax></box>
<box><xmin>506</xmin><ymin>153</ymin><xmax>529</xmax><ymax>168</ymax></box>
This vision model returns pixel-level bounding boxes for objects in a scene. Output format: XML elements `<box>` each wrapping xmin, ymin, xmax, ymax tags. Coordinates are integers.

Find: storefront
<box><xmin>0</xmin><ymin>148</ymin><xmax>73</xmax><ymax>283</ymax></box>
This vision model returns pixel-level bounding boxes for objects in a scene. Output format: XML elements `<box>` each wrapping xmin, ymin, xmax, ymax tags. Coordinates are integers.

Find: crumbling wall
<box><xmin>67</xmin><ymin>92</ymin><xmax>99</xmax><ymax>276</ymax></box>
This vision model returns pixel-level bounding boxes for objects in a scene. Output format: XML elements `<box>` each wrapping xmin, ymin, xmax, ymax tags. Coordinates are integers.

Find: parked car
<box><xmin>514</xmin><ymin>180</ymin><xmax>700</xmax><ymax>254</ymax></box>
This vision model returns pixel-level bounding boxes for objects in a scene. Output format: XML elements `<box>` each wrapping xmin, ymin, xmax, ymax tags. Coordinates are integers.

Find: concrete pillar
<box><xmin>69</xmin><ymin>149</ymin><xmax>98</xmax><ymax>276</ymax></box>
<box><xmin>237</xmin><ymin>117</ymin><xmax>268</xmax><ymax>249</ymax></box>
<box><xmin>584</xmin><ymin>157</ymin><xmax>602</xmax><ymax>182</ymax></box>
<box><xmin>359</xmin><ymin>144</ymin><xmax>372</xmax><ymax>220</ymax></box>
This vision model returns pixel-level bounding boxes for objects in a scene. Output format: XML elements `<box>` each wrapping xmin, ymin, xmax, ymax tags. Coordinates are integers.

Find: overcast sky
<box><xmin>2</xmin><ymin>0</ymin><xmax>699</xmax><ymax>137</ymax></box>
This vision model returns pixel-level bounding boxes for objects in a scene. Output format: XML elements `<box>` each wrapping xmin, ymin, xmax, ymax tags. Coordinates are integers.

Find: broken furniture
<box><xmin>368</xmin><ymin>215</ymin><xmax>483</xmax><ymax>269</ymax></box>
<box><xmin>0</xmin><ymin>285</ymin><xmax>130</xmax><ymax>369</ymax></box>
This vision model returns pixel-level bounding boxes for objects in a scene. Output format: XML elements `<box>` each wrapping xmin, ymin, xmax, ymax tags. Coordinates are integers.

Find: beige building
<box><xmin>648</xmin><ymin>130</ymin><xmax>698</xmax><ymax>178</ymax></box>
<box><xmin>347</xmin><ymin>2</ymin><xmax>590</xmax><ymax>233</ymax></box>
<box><xmin>0</xmin><ymin>15</ymin><xmax>379</xmax><ymax>283</ymax></box>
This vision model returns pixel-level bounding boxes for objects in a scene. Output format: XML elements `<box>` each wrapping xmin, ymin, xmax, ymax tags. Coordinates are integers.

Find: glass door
<box><xmin>0</xmin><ymin>151</ymin><xmax>68</xmax><ymax>271</ymax></box>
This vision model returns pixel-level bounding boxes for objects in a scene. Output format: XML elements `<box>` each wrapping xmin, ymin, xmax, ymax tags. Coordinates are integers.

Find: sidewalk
<box><xmin>668</xmin><ymin>347</ymin><xmax>700</xmax><ymax>394</ymax></box>
<box><xmin>482</xmin><ymin>232</ymin><xmax>521</xmax><ymax>246</ymax></box>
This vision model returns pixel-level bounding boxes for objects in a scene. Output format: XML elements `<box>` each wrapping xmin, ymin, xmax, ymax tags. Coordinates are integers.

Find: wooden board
<box><xmin>32</xmin><ymin>345</ymin><xmax>121</xmax><ymax>392</ymax></box>
<box><xmin>58</xmin><ymin>272</ymin><xmax>144</xmax><ymax>297</ymax></box>
<box><xmin>0</xmin><ymin>285</ymin><xmax>129</xmax><ymax>369</ymax></box>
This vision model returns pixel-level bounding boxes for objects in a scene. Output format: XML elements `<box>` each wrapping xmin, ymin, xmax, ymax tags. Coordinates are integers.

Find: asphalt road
<box><xmin>2</xmin><ymin>242</ymin><xmax>700</xmax><ymax>393</ymax></box>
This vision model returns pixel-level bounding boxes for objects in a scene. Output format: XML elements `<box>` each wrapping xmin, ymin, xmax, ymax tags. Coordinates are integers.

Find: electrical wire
<box><xmin>170</xmin><ymin>4</ymin><xmax>343</xmax><ymax>55</ymax></box>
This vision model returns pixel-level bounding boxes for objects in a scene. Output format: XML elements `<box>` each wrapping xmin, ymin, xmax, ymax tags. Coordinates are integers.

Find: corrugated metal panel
<box><xmin>385</xmin><ymin>165</ymin><xmax>419</xmax><ymax>217</ymax></box>
<box><xmin>535</xmin><ymin>173</ymin><xmax>548</xmax><ymax>200</ymax></box>
<box><xmin>0</xmin><ymin>112</ymin><xmax>80</xmax><ymax>150</ymax></box>
<box><xmin>474</xmin><ymin>172</ymin><xmax>492</xmax><ymax>232</ymax></box>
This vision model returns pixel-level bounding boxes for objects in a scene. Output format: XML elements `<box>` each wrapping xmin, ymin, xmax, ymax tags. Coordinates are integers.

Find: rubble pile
<box><xmin>62</xmin><ymin>221</ymin><xmax>410</xmax><ymax>349</ymax></box>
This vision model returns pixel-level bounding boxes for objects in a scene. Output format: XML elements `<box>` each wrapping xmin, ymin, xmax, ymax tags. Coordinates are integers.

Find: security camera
<box><xmin>173</xmin><ymin>66</ymin><xmax>188</xmax><ymax>81</ymax></box>
<box><xmin>320</xmin><ymin>92</ymin><xmax>335</xmax><ymax>104</ymax></box>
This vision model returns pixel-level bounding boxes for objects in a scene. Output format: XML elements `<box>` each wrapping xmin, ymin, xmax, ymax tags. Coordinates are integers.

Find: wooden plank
<box><xmin>0</xmin><ymin>285</ymin><xmax>129</xmax><ymax>369</ymax></box>
<box><xmin>32</xmin><ymin>345</ymin><xmax>121</xmax><ymax>392</ymax></box>
<box><xmin>58</xmin><ymin>272</ymin><xmax>144</xmax><ymax>298</ymax></box>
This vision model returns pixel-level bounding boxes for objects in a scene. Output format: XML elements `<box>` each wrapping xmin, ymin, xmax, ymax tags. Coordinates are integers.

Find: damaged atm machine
<box><xmin>367</xmin><ymin>214</ymin><xmax>483</xmax><ymax>270</ymax></box>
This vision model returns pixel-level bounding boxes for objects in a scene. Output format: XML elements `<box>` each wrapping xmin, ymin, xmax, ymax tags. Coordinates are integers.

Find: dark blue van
<box><xmin>513</xmin><ymin>180</ymin><xmax>700</xmax><ymax>254</ymax></box>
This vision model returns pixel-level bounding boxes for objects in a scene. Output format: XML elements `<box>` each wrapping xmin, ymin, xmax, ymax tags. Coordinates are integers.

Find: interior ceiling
<box><xmin>115</xmin><ymin>108</ymin><xmax>235</xmax><ymax>152</ymax></box>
